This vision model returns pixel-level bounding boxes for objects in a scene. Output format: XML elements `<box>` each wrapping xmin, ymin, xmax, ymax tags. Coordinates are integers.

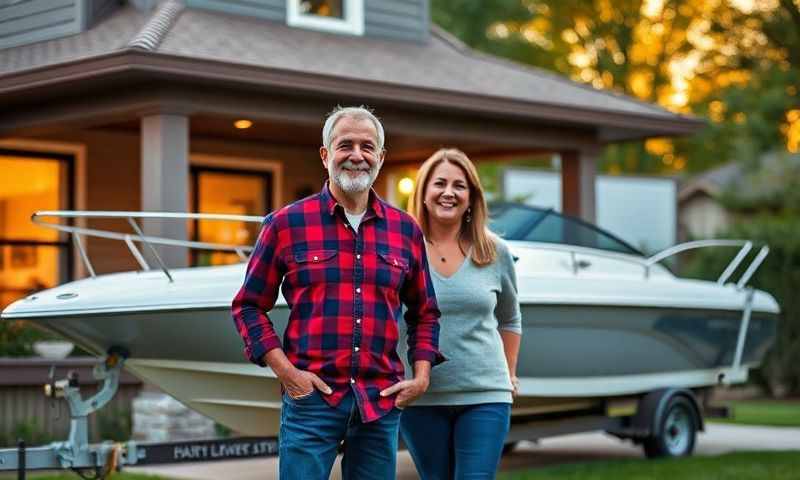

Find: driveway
<box><xmin>128</xmin><ymin>424</ymin><xmax>800</xmax><ymax>479</ymax></box>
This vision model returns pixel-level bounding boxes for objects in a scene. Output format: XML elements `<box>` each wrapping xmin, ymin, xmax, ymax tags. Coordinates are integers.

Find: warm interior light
<box><xmin>234</xmin><ymin>119</ymin><xmax>253</xmax><ymax>129</ymax></box>
<box><xmin>398</xmin><ymin>177</ymin><xmax>415</xmax><ymax>196</ymax></box>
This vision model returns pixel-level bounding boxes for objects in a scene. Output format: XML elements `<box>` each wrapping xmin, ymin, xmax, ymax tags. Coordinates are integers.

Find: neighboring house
<box><xmin>0</xmin><ymin>0</ymin><xmax>702</xmax><ymax>307</ymax></box>
<box><xmin>678</xmin><ymin>152</ymin><xmax>800</xmax><ymax>240</ymax></box>
<box><xmin>502</xmin><ymin>167</ymin><xmax>678</xmax><ymax>255</ymax></box>
<box><xmin>678</xmin><ymin>162</ymin><xmax>738</xmax><ymax>240</ymax></box>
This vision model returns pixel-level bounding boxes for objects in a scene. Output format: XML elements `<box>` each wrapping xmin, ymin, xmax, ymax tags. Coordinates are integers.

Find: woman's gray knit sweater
<box><xmin>410</xmin><ymin>238</ymin><xmax>522</xmax><ymax>406</ymax></box>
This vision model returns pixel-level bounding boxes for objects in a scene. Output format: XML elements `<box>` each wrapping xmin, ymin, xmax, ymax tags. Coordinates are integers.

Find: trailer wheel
<box><xmin>643</xmin><ymin>396</ymin><xmax>697</xmax><ymax>458</ymax></box>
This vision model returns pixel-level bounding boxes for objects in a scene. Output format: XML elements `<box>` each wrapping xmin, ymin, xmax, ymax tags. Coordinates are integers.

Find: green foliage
<box><xmin>0</xmin><ymin>320</ymin><xmax>91</xmax><ymax>357</ymax></box>
<box><xmin>432</xmin><ymin>0</ymin><xmax>800</xmax><ymax>177</ymax></box>
<box><xmin>19</xmin><ymin>474</ymin><xmax>170</xmax><ymax>480</ymax></box>
<box><xmin>709</xmin><ymin>400</ymin><xmax>800</xmax><ymax>428</ymax></box>
<box><xmin>214</xmin><ymin>422</ymin><xmax>232</xmax><ymax>438</ymax></box>
<box><xmin>0</xmin><ymin>320</ymin><xmax>57</xmax><ymax>357</ymax></box>
<box><xmin>498</xmin><ymin>451</ymin><xmax>800</xmax><ymax>479</ymax></box>
<box><xmin>681</xmin><ymin>214</ymin><xmax>800</xmax><ymax>395</ymax></box>
<box><xmin>0</xmin><ymin>419</ymin><xmax>54</xmax><ymax>448</ymax></box>
<box><xmin>94</xmin><ymin>407</ymin><xmax>132</xmax><ymax>442</ymax></box>
<box><xmin>680</xmin><ymin>66</ymin><xmax>800</xmax><ymax>175</ymax></box>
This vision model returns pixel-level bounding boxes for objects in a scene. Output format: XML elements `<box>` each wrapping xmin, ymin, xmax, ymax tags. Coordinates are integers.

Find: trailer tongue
<box><xmin>0</xmin><ymin>350</ymin><xmax>278</xmax><ymax>480</ymax></box>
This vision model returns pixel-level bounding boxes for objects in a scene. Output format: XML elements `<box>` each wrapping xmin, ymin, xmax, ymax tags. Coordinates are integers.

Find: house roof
<box><xmin>679</xmin><ymin>151</ymin><xmax>800</xmax><ymax>202</ymax></box>
<box><xmin>0</xmin><ymin>1</ymin><xmax>704</xmax><ymax>141</ymax></box>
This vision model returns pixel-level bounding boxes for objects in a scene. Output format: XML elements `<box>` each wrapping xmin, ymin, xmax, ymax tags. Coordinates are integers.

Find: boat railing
<box><xmin>34</xmin><ymin>210</ymin><xmax>770</xmax><ymax>289</ymax></box>
<box><xmin>513</xmin><ymin>239</ymin><xmax>768</xmax><ymax>290</ymax></box>
<box><xmin>32</xmin><ymin>210</ymin><xmax>264</xmax><ymax>282</ymax></box>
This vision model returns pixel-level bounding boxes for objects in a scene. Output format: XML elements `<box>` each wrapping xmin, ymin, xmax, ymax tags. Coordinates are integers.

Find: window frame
<box><xmin>286</xmin><ymin>0</ymin><xmax>365</xmax><ymax>36</ymax></box>
<box><xmin>0</xmin><ymin>148</ymin><xmax>75</xmax><ymax>303</ymax></box>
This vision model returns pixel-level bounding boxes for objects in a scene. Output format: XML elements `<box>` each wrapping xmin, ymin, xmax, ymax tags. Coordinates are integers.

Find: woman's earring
<box><xmin>465</xmin><ymin>207</ymin><xmax>472</xmax><ymax>223</ymax></box>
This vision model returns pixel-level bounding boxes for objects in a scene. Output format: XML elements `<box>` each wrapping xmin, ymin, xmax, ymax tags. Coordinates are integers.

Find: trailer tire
<box><xmin>643</xmin><ymin>396</ymin><xmax>697</xmax><ymax>458</ymax></box>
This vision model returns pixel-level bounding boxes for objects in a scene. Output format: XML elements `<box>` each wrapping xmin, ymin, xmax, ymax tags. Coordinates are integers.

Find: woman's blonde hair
<box><xmin>408</xmin><ymin>148</ymin><xmax>497</xmax><ymax>266</ymax></box>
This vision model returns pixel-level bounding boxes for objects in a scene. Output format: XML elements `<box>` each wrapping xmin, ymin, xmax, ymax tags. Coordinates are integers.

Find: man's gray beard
<box><xmin>329</xmin><ymin>160</ymin><xmax>380</xmax><ymax>194</ymax></box>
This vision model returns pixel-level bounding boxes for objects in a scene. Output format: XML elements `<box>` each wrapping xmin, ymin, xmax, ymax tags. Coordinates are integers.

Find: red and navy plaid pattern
<box><xmin>232</xmin><ymin>183</ymin><xmax>444</xmax><ymax>422</ymax></box>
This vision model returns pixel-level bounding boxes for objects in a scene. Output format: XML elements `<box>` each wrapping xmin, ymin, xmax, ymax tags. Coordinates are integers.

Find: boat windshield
<box><xmin>488</xmin><ymin>203</ymin><xmax>643</xmax><ymax>256</ymax></box>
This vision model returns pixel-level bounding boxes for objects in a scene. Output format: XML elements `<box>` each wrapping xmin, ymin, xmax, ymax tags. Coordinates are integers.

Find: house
<box><xmin>0</xmin><ymin>0</ymin><xmax>704</xmax><ymax>308</ymax></box>
<box><xmin>678</xmin><ymin>151</ymin><xmax>800</xmax><ymax>240</ymax></box>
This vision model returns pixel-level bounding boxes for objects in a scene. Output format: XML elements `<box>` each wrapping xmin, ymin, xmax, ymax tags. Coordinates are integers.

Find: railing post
<box><xmin>732</xmin><ymin>288</ymin><xmax>755</xmax><ymax>371</ymax></box>
<box><xmin>127</xmin><ymin>218</ymin><xmax>173</xmax><ymax>283</ymax></box>
<box><xmin>736</xmin><ymin>246</ymin><xmax>770</xmax><ymax>290</ymax></box>
<box><xmin>717</xmin><ymin>242</ymin><xmax>752</xmax><ymax>285</ymax></box>
<box><xmin>73</xmin><ymin>234</ymin><xmax>96</xmax><ymax>278</ymax></box>
<box><xmin>17</xmin><ymin>439</ymin><xmax>24</xmax><ymax>480</ymax></box>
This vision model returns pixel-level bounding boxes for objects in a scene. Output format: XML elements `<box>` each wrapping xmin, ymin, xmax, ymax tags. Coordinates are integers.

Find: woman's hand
<box><xmin>510</xmin><ymin>375</ymin><xmax>520</xmax><ymax>398</ymax></box>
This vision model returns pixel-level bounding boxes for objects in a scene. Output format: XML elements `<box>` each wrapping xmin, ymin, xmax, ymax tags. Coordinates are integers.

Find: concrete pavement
<box><xmin>128</xmin><ymin>424</ymin><xmax>800</xmax><ymax>479</ymax></box>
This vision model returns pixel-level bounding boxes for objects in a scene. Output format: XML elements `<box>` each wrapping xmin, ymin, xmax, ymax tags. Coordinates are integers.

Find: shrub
<box><xmin>0</xmin><ymin>419</ymin><xmax>54</xmax><ymax>447</ymax></box>
<box><xmin>94</xmin><ymin>407</ymin><xmax>132</xmax><ymax>442</ymax></box>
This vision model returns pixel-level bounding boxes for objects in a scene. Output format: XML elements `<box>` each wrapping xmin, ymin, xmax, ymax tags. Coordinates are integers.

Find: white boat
<box><xmin>1</xmin><ymin>208</ymin><xmax>779</xmax><ymax>443</ymax></box>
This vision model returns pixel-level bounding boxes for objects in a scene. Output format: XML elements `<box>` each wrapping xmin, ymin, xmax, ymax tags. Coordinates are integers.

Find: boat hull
<box><xmin>19</xmin><ymin>303</ymin><xmax>777</xmax><ymax>436</ymax></box>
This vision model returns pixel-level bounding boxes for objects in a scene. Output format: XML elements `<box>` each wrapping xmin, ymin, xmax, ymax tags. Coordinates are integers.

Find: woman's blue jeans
<box><xmin>400</xmin><ymin>403</ymin><xmax>511</xmax><ymax>480</ymax></box>
<box><xmin>279</xmin><ymin>389</ymin><xmax>402</xmax><ymax>480</ymax></box>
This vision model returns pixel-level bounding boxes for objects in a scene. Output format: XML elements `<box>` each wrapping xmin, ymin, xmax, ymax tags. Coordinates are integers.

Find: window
<box><xmin>189</xmin><ymin>167</ymin><xmax>273</xmax><ymax>266</ymax></box>
<box><xmin>0</xmin><ymin>150</ymin><xmax>73</xmax><ymax>309</ymax></box>
<box><xmin>489</xmin><ymin>203</ymin><xmax>641</xmax><ymax>256</ymax></box>
<box><xmin>287</xmin><ymin>0</ymin><xmax>364</xmax><ymax>36</ymax></box>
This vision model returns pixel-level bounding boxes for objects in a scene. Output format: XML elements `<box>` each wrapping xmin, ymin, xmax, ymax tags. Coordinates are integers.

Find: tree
<box><xmin>431</xmin><ymin>0</ymin><xmax>799</xmax><ymax>175</ymax></box>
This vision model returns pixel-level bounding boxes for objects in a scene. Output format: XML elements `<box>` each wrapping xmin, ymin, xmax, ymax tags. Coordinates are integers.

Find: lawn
<box><xmin>498</xmin><ymin>451</ymin><xmax>800</xmax><ymax>480</ymax></box>
<box><xmin>0</xmin><ymin>474</ymin><xmax>168</xmax><ymax>480</ymax></box>
<box><xmin>709</xmin><ymin>399</ymin><xmax>800</xmax><ymax>427</ymax></box>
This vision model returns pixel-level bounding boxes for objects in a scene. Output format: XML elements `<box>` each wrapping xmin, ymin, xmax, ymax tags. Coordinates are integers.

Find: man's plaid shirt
<box><xmin>232</xmin><ymin>183</ymin><xmax>444</xmax><ymax>422</ymax></box>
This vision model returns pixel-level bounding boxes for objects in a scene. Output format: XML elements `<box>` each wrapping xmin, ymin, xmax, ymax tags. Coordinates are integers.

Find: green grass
<box><xmin>709</xmin><ymin>400</ymin><xmax>800</xmax><ymax>427</ymax></box>
<box><xmin>498</xmin><ymin>451</ymin><xmax>800</xmax><ymax>479</ymax></box>
<box><xmin>1</xmin><ymin>474</ymin><xmax>168</xmax><ymax>480</ymax></box>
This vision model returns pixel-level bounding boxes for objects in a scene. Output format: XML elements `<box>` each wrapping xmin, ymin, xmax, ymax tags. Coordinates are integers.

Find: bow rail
<box><xmin>32</xmin><ymin>210</ymin><xmax>265</xmax><ymax>282</ymax></box>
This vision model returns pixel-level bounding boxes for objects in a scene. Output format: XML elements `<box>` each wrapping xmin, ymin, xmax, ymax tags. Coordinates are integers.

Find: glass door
<box><xmin>189</xmin><ymin>167</ymin><xmax>273</xmax><ymax>266</ymax></box>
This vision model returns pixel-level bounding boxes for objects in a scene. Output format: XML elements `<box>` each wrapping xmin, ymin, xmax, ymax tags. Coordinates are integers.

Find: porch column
<box><xmin>560</xmin><ymin>148</ymin><xmax>598</xmax><ymax>223</ymax></box>
<box><xmin>141</xmin><ymin>114</ymin><xmax>189</xmax><ymax>268</ymax></box>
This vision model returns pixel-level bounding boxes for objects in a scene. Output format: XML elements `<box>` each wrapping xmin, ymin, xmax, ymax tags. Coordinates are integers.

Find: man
<box><xmin>231</xmin><ymin>106</ymin><xmax>444</xmax><ymax>479</ymax></box>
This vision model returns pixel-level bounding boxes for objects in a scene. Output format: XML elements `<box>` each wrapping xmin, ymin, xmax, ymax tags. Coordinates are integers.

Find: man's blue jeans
<box><xmin>400</xmin><ymin>403</ymin><xmax>511</xmax><ymax>480</ymax></box>
<box><xmin>279</xmin><ymin>389</ymin><xmax>402</xmax><ymax>480</ymax></box>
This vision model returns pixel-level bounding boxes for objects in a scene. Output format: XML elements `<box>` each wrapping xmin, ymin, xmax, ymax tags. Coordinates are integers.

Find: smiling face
<box><xmin>321</xmin><ymin>116</ymin><xmax>385</xmax><ymax>195</ymax></box>
<box><xmin>424</xmin><ymin>160</ymin><xmax>471</xmax><ymax>227</ymax></box>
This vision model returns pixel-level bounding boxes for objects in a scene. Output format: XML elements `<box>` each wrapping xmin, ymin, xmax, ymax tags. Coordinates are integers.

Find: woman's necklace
<box><xmin>427</xmin><ymin>239</ymin><xmax>447</xmax><ymax>263</ymax></box>
<box><xmin>426</xmin><ymin>238</ymin><xmax>465</xmax><ymax>264</ymax></box>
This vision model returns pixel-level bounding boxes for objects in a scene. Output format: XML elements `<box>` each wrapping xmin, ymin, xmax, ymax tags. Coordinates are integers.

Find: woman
<box><xmin>401</xmin><ymin>148</ymin><xmax>522</xmax><ymax>480</ymax></box>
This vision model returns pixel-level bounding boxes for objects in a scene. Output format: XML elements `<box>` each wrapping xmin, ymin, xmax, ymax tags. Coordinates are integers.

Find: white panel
<box><xmin>502</xmin><ymin>168</ymin><xmax>677</xmax><ymax>255</ymax></box>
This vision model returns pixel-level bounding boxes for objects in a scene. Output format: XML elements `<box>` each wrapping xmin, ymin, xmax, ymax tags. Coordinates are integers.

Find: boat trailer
<box><xmin>0</xmin><ymin>350</ymin><xmax>278</xmax><ymax>479</ymax></box>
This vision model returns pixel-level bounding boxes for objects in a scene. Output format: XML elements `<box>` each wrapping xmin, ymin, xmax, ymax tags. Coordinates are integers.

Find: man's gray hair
<box><xmin>322</xmin><ymin>106</ymin><xmax>385</xmax><ymax>153</ymax></box>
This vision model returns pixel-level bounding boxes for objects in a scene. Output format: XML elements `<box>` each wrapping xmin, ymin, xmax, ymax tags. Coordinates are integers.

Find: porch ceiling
<box><xmin>101</xmin><ymin>114</ymin><xmax>552</xmax><ymax>164</ymax></box>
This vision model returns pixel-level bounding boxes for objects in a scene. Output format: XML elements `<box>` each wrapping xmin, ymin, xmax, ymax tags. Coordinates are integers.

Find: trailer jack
<box><xmin>0</xmin><ymin>349</ymin><xmax>279</xmax><ymax>479</ymax></box>
<box><xmin>0</xmin><ymin>350</ymin><xmax>136</xmax><ymax>479</ymax></box>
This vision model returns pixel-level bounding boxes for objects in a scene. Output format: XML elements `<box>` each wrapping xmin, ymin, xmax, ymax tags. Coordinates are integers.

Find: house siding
<box><xmin>0</xmin><ymin>0</ymin><xmax>82</xmax><ymax>50</ymax></box>
<box><xmin>185</xmin><ymin>0</ymin><xmax>285</xmax><ymax>22</ymax></box>
<box><xmin>186</xmin><ymin>0</ymin><xmax>430</xmax><ymax>42</ymax></box>
<box><xmin>365</xmin><ymin>0</ymin><xmax>428</xmax><ymax>42</ymax></box>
